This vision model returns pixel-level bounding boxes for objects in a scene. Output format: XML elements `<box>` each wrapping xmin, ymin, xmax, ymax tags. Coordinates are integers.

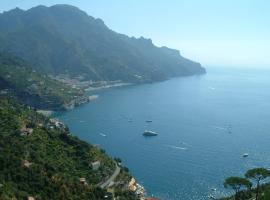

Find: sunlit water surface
<box><xmin>54</xmin><ymin>67</ymin><xmax>270</xmax><ymax>200</ymax></box>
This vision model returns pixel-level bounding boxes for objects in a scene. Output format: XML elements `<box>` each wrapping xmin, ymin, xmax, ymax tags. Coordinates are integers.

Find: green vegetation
<box><xmin>222</xmin><ymin>168</ymin><xmax>270</xmax><ymax>200</ymax></box>
<box><xmin>224</xmin><ymin>177</ymin><xmax>252</xmax><ymax>200</ymax></box>
<box><xmin>0</xmin><ymin>5</ymin><xmax>206</xmax><ymax>200</ymax></box>
<box><xmin>245</xmin><ymin>168</ymin><xmax>270</xmax><ymax>200</ymax></box>
<box><xmin>0</xmin><ymin>5</ymin><xmax>205</xmax><ymax>83</ymax></box>
<box><xmin>0</xmin><ymin>53</ymin><xmax>86</xmax><ymax>110</ymax></box>
<box><xmin>0</xmin><ymin>98</ymin><xmax>137</xmax><ymax>200</ymax></box>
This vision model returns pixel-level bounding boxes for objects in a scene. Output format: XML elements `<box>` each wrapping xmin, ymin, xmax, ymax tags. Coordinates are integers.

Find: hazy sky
<box><xmin>1</xmin><ymin>0</ymin><xmax>270</xmax><ymax>67</ymax></box>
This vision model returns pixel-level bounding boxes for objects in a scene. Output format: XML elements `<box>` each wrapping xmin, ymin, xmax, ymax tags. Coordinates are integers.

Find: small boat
<box><xmin>143</xmin><ymin>130</ymin><xmax>158</xmax><ymax>136</ymax></box>
<box><xmin>99</xmin><ymin>133</ymin><xmax>107</xmax><ymax>137</ymax></box>
<box><xmin>210</xmin><ymin>188</ymin><xmax>217</xmax><ymax>191</ymax></box>
<box><xmin>145</xmin><ymin>120</ymin><xmax>153</xmax><ymax>123</ymax></box>
<box><xmin>243</xmin><ymin>153</ymin><xmax>249</xmax><ymax>158</ymax></box>
<box><xmin>227</xmin><ymin>125</ymin><xmax>232</xmax><ymax>134</ymax></box>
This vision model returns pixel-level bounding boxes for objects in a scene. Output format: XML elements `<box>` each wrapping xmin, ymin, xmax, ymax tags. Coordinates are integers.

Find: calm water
<box><xmin>55</xmin><ymin>67</ymin><xmax>270</xmax><ymax>200</ymax></box>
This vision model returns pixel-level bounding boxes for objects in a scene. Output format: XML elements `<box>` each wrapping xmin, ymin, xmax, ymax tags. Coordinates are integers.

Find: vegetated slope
<box><xmin>0</xmin><ymin>53</ymin><xmax>86</xmax><ymax>110</ymax></box>
<box><xmin>0</xmin><ymin>4</ymin><xmax>205</xmax><ymax>83</ymax></box>
<box><xmin>0</xmin><ymin>98</ymin><xmax>136</xmax><ymax>200</ymax></box>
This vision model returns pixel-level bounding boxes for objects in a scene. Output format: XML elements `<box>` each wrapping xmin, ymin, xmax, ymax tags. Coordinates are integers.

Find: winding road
<box><xmin>100</xmin><ymin>163</ymin><xmax>121</xmax><ymax>189</ymax></box>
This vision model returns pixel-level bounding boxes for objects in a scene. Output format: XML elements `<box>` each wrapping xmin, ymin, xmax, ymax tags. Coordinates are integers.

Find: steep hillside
<box><xmin>0</xmin><ymin>5</ymin><xmax>205</xmax><ymax>83</ymax></box>
<box><xmin>0</xmin><ymin>53</ymin><xmax>89</xmax><ymax>110</ymax></box>
<box><xmin>0</xmin><ymin>98</ymin><xmax>137</xmax><ymax>200</ymax></box>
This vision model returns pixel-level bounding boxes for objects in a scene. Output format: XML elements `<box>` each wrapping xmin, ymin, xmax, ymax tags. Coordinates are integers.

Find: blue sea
<box><xmin>54</xmin><ymin>67</ymin><xmax>270</xmax><ymax>200</ymax></box>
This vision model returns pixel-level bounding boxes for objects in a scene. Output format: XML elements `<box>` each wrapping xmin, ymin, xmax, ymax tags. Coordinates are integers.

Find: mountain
<box><xmin>0</xmin><ymin>5</ymin><xmax>205</xmax><ymax>83</ymax></box>
<box><xmin>0</xmin><ymin>53</ymin><xmax>89</xmax><ymax>110</ymax></box>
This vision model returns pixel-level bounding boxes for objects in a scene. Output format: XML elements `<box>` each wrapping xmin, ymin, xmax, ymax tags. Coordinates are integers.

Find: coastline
<box><xmin>35</xmin><ymin>82</ymin><xmax>131</xmax><ymax>114</ymax></box>
<box><xmin>48</xmin><ymin>82</ymin><xmax>154</xmax><ymax>199</ymax></box>
<box><xmin>85</xmin><ymin>82</ymin><xmax>132</xmax><ymax>91</ymax></box>
<box><xmin>41</xmin><ymin>114</ymin><xmax>151</xmax><ymax>199</ymax></box>
<box><xmin>37</xmin><ymin>110</ymin><xmax>54</xmax><ymax>117</ymax></box>
<box><xmin>37</xmin><ymin>75</ymin><xmax>206</xmax><ymax>199</ymax></box>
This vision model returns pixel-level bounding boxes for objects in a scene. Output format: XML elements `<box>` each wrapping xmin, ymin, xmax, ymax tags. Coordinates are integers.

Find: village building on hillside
<box><xmin>20</xmin><ymin>127</ymin><xmax>33</xmax><ymax>136</ymax></box>
<box><xmin>90</xmin><ymin>161</ymin><xmax>101</xmax><ymax>170</ymax></box>
<box><xmin>79</xmin><ymin>177</ymin><xmax>87</xmax><ymax>185</ymax></box>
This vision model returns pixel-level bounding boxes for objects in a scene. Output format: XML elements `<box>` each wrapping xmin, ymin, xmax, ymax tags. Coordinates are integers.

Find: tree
<box><xmin>224</xmin><ymin>176</ymin><xmax>252</xmax><ymax>200</ymax></box>
<box><xmin>245</xmin><ymin>168</ymin><xmax>270</xmax><ymax>200</ymax></box>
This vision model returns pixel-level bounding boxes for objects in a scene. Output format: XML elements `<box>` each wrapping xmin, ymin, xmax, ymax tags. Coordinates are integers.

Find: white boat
<box><xmin>243</xmin><ymin>153</ymin><xmax>249</xmax><ymax>157</ymax></box>
<box><xmin>99</xmin><ymin>133</ymin><xmax>107</xmax><ymax>137</ymax></box>
<box><xmin>143</xmin><ymin>130</ymin><xmax>158</xmax><ymax>136</ymax></box>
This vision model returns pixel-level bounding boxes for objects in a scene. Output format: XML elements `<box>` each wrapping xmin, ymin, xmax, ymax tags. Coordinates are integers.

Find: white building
<box><xmin>90</xmin><ymin>161</ymin><xmax>101</xmax><ymax>170</ymax></box>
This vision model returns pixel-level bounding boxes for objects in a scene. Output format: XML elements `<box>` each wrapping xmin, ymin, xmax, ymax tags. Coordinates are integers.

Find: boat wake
<box><xmin>99</xmin><ymin>133</ymin><xmax>107</xmax><ymax>137</ymax></box>
<box><xmin>212</xmin><ymin>126</ymin><xmax>226</xmax><ymax>130</ymax></box>
<box><xmin>166</xmin><ymin>145</ymin><xmax>187</xmax><ymax>150</ymax></box>
<box><xmin>211</xmin><ymin>125</ymin><xmax>232</xmax><ymax>134</ymax></box>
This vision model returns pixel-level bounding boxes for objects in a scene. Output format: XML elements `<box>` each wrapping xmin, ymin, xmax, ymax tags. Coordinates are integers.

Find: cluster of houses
<box><xmin>46</xmin><ymin>118</ymin><xmax>66</xmax><ymax>131</ymax></box>
<box><xmin>20</xmin><ymin>118</ymin><xmax>67</xmax><ymax>137</ymax></box>
<box><xmin>127</xmin><ymin>178</ymin><xmax>160</xmax><ymax>200</ymax></box>
<box><xmin>128</xmin><ymin>178</ymin><xmax>145</xmax><ymax>199</ymax></box>
<box><xmin>49</xmin><ymin>74</ymin><xmax>92</xmax><ymax>90</ymax></box>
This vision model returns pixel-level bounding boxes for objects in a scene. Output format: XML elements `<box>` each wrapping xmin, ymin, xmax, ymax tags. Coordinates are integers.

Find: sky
<box><xmin>1</xmin><ymin>0</ymin><xmax>270</xmax><ymax>67</ymax></box>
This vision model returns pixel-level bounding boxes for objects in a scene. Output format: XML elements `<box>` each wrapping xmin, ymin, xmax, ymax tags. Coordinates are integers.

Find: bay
<box><xmin>54</xmin><ymin>67</ymin><xmax>270</xmax><ymax>200</ymax></box>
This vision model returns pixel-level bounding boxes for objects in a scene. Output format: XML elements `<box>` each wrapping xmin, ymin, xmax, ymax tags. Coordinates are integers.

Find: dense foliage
<box><xmin>0</xmin><ymin>98</ymin><xmax>135</xmax><ymax>200</ymax></box>
<box><xmin>224</xmin><ymin>177</ymin><xmax>252</xmax><ymax>200</ymax></box>
<box><xmin>222</xmin><ymin>168</ymin><xmax>270</xmax><ymax>200</ymax></box>
<box><xmin>0</xmin><ymin>5</ymin><xmax>205</xmax><ymax>83</ymax></box>
<box><xmin>0</xmin><ymin>53</ymin><xmax>85</xmax><ymax>110</ymax></box>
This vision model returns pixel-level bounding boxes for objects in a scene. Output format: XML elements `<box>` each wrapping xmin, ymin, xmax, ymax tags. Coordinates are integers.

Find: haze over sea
<box><xmin>55</xmin><ymin>67</ymin><xmax>270</xmax><ymax>200</ymax></box>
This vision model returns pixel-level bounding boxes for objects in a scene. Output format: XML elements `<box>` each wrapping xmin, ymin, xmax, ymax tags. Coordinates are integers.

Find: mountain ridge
<box><xmin>0</xmin><ymin>4</ymin><xmax>205</xmax><ymax>83</ymax></box>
